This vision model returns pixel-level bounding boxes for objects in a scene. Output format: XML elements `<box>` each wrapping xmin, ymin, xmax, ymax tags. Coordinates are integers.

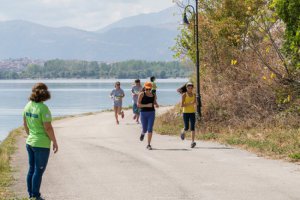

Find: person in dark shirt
<box><xmin>137</xmin><ymin>82</ymin><xmax>159</xmax><ymax>150</ymax></box>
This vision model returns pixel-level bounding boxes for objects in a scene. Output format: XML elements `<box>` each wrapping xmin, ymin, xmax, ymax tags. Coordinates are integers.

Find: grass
<box><xmin>154</xmin><ymin>107</ymin><xmax>300</xmax><ymax>162</ymax></box>
<box><xmin>0</xmin><ymin>127</ymin><xmax>24</xmax><ymax>199</ymax></box>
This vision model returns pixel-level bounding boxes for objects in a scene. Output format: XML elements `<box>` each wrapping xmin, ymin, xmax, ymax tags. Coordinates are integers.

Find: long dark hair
<box><xmin>29</xmin><ymin>83</ymin><xmax>51</xmax><ymax>103</ymax></box>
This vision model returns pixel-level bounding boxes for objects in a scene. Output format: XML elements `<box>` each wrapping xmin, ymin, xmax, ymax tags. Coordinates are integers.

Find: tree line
<box><xmin>0</xmin><ymin>60</ymin><xmax>193</xmax><ymax>79</ymax></box>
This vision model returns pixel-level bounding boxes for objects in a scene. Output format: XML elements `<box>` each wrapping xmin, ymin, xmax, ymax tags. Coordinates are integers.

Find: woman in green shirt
<box><xmin>23</xmin><ymin>83</ymin><xmax>58</xmax><ymax>200</ymax></box>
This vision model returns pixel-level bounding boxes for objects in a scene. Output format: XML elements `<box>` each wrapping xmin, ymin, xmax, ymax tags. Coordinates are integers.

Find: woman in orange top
<box><xmin>181</xmin><ymin>82</ymin><xmax>197</xmax><ymax>148</ymax></box>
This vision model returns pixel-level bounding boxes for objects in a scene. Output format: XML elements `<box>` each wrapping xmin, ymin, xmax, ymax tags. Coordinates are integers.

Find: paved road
<box><xmin>12</xmin><ymin>108</ymin><xmax>300</xmax><ymax>200</ymax></box>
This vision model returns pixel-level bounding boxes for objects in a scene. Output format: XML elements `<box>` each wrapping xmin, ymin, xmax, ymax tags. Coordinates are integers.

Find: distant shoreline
<box><xmin>0</xmin><ymin>78</ymin><xmax>189</xmax><ymax>83</ymax></box>
<box><xmin>0</xmin><ymin>105</ymin><xmax>175</xmax><ymax>143</ymax></box>
<box><xmin>0</xmin><ymin>79</ymin><xmax>183</xmax><ymax>143</ymax></box>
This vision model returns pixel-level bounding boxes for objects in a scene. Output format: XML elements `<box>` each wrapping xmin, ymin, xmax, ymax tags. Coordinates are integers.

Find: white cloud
<box><xmin>0</xmin><ymin>0</ymin><xmax>175</xmax><ymax>30</ymax></box>
<box><xmin>0</xmin><ymin>13</ymin><xmax>9</xmax><ymax>21</ymax></box>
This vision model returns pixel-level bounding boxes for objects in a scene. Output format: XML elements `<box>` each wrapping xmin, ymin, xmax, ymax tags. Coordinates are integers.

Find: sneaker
<box><xmin>191</xmin><ymin>142</ymin><xmax>196</xmax><ymax>148</ymax></box>
<box><xmin>180</xmin><ymin>130</ymin><xmax>185</xmax><ymax>140</ymax></box>
<box><xmin>146</xmin><ymin>144</ymin><xmax>152</xmax><ymax>150</ymax></box>
<box><xmin>121</xmin><ymin>111</ymin><xmax>124</xmax><ymax>119</ymax></box>
<box><xmin>140</xmin><ymin>134</ymin><xmax>145</xmax><ymax>141</ymax></box>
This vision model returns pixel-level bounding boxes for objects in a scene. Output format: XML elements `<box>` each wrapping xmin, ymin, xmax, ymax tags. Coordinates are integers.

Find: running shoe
<box><xmin>191</xmin><ymin>142</ymin><xmax>196</xmax><ymax>148</ymax></box>
<box><xmin>140</xmin><ymin>134</ymin><xmax>145</xmax><ymax>141</ymax></box>
<box><xmin>121</xmin><ymin>111</ymin><xmax>125</xmax><ymax>119</ymax></box>
<box><xmin>180</xmin><ymin>129</ymin><xmax>185</xmax><ymax>140</ymax></box>
<box><xmin>146</xmin><ymin>144</ymin><xmax>152</xmax><ymax>150</ymax></box>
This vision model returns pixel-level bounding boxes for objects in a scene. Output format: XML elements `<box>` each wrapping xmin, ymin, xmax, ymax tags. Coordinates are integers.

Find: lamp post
<box><xmin>183</xmin><ymin>0</ymin><xmax>202</xmax><ymax>120</ymax></box>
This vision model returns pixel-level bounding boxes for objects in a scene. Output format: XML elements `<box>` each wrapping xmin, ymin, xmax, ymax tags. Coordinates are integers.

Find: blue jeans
<box><xmin>140</xmin><ymin>111</ymin><xmax>155</xmax><ymax>133</ymax></box>
<box><xmin>183</xmin><ymin>113</ymin><xmax>196</xmax><ymax>131</ymax></box>
<box><xmin>26</xmin><ymin>144</ymin><xmax>50</xmax><ymax>198</ymax></box>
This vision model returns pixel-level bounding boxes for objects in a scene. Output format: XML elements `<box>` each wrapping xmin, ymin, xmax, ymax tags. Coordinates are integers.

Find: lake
<box><xmin>0</xmin><ymin>79</ymin><xmax>187</xmax><ymax>141</ymax></box>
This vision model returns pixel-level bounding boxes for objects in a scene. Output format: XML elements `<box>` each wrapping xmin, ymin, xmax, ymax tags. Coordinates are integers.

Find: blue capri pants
<box><xmin>140</xmin><ymin>111</ymin><xmax>155</xmax><ymax>133</ymax></box>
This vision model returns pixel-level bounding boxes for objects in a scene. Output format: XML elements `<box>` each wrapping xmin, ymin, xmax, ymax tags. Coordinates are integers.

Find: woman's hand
<box><xmin>53</xmin><ymin>142</ymin><xmax>58</xmax><ymax>153</ymax></box>
<box><xmin>155</xmin><ymin>103</ymin><xmax>159</xmax><ymax>108</ymax></box>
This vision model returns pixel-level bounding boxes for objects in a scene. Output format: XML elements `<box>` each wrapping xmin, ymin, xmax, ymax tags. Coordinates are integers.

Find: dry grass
<box><xmin>154</xmin><ymin>106</ymin><xmax>300</xmax><ymax>162</ymax></box>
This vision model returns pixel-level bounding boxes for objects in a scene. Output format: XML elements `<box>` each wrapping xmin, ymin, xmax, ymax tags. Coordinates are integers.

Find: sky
<box><xmin>0</xmin><ymin>0</ymin><xmax>175</xmax><ymax>31</ymax></box>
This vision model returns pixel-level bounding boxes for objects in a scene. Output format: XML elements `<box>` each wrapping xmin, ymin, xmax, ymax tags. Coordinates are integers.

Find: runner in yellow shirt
<box><xmin>180</xmin><ymin>82</ymin><xmax>197</xmax><ymax>148</ymax></box>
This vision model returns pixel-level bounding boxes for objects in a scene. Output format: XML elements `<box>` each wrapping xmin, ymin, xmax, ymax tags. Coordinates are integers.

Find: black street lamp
<box><xmin>183</xmin><ymin>0</ymin><xmax>202</xmax><ymax>120</ymax></box>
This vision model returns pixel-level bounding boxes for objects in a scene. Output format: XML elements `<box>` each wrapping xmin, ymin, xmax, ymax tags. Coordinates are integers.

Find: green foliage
<box><xmin>275</xmin><ymin>0</ymin><xmax>300</xmax><ymax>69</ymax></box>
<box><xmin>0</xmin><ymin>60</ymin><xmax>193</xmax><ymax>79</ymax></box>
<box><xmin>289</xmin><ymin>153</ymin><xmax>300</xmax><ymax>160</ymax></box>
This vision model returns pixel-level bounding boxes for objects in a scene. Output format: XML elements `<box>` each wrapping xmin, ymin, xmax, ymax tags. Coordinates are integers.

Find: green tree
<box><xmin>275</xmin><ymin>0</ymin><xmax>300</xmax><ymax>69</ymax></box>
<box><xmin>173</xmin><ymin>0</ymin><xmax>300</xmax><ymax>121</ymax></box>
<box><xmin>160</xmin><ymin>71</ymin><xmax>167</xmax><ymax>79</ymax></box>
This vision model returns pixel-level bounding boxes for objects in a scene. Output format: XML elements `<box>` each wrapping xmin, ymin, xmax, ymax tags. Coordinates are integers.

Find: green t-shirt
<box><xmin>23</xmin><ymin>101</ymin><xmax>52</xmax><ymax>148</ymax></box>
<box><xmin>152</xmin><ymin>81</ymin><xmax>157</xmax><ymax>90</ymax></box>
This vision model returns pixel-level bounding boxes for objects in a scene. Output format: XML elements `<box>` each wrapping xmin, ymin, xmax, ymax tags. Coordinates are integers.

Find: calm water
<box><xmin>0</xmin><ymin>79</ymin><xmax>187</xmax><ymax>141</ymax></box>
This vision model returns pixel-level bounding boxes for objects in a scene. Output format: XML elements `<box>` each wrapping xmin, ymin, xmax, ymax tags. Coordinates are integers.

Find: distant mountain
<box><xmin>98</xmin><ymin>6</ymin><xmax>181</xmax><ymax>32</ymax></box>
<box><xmin>0</xmin><ymin>7</ymin><xmax>181</xmax><ymax>61</ymax></box>
<box><xmin>0</xmin><ymin>20</ymin><xmax>101</xmax><ymax>60</ymax></box>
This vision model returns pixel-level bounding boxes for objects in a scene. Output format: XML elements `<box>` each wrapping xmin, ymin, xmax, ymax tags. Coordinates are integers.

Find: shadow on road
<box><xmin>151</xmin><ymin>148</ymin><xmax>191</xmax><ymax>151</ymax></box>
<box><xmin>194</xmin><ymin>146</ymin><xmax>233</xmax><ymax>150</ymax></box>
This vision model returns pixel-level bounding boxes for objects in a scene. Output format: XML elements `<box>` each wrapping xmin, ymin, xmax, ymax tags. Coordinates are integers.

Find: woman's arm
<box><xmin>181</xmin><ymin>93</ymin><xmax>187</xmax><ymax>107</ymax></box>
<box><xmin>154</xmin><ymin>94</ymin><xmax>159</xmax><ymax>108</ymax></box>
<box><xmin>23</xmin><ymin>117</ymin><xmax>29</xmax><ymax>135</ymax></box>
<box><xmin>110</xmin><ymin>90</ymin><xmax>114</xmax><ymax>98</ymax></box>
<box><xmin>43</xmin><ymin>122</ymin><xmax>58</xmax><ymax>153</ymax></box>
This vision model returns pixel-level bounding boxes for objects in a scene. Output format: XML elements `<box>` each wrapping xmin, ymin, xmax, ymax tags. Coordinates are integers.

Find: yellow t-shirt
<box><xmin>182</xmin><ymin>93</ymin><xmax>196</xmax><ymax>113</ymax></box>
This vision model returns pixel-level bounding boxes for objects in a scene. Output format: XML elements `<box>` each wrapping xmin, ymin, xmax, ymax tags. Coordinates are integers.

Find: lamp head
<box><xmin>183</xmin><ymin>12</ymin><xmax>190</xmax><ymax>25</ymax></box>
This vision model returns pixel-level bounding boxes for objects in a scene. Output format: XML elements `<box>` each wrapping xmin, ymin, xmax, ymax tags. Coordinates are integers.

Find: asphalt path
<box><xmin>12</xmin><ymin>108</ymin><xmax>300</xmax><ymax>200</ymax></box>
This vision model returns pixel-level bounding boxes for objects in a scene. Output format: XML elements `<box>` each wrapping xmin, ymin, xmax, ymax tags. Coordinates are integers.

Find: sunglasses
<box><xmin>145</xmin><ymin>88</ymin><xmax>152</xmax><ymax>91</ymax></box>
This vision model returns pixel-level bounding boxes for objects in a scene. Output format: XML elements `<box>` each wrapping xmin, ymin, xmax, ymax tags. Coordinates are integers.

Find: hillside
<box><xmin>0</xmin><ymin>7</ymin><xmax>180</xmax><ymax>61</ymax></box>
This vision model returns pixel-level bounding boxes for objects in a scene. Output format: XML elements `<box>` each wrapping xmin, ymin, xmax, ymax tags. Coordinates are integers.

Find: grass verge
<box><xmin>154</xmin><ymin>106</ymin><xmax>300</xmax><ymax>162</ymax></box>
<box><xmin>0</xmin><ymin>127</ymin><xmax>24</xmax><ymax>199</ymax></box>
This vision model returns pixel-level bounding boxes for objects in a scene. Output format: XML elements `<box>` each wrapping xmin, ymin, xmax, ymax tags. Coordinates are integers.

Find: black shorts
<box><xmin>183</xmin><ymin>113</ymin><xmax>196</xmax><ymax>131</ymax></box>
